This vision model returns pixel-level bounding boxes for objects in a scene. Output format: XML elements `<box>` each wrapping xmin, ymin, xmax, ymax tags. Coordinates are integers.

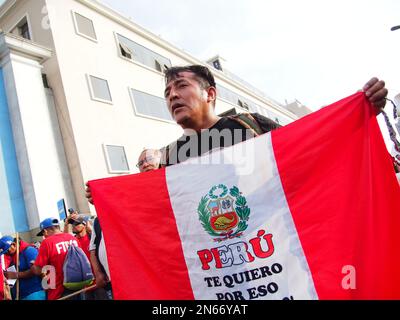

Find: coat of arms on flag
<box><xmin>198</xmin><ymin>184</ymin><xmax>250</xmax><ymax>242</ymax></box>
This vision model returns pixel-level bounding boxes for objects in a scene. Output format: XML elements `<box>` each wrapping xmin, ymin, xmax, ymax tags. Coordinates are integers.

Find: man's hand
<box><xmin>4</xmin><ymin>271</ymin><xmax>18</xmax><ymax>279</ymax></box>
<box><xmin>363</xmin><ymin>77</ymin><xmax>388</xmax><ymax>113</ymax></box>
<box><xmin>94</xmin><ymin>271</ymin><xmax>109</xmax><ymax>289</ymax></box>
<box><xmin>68</xmin><ymin>212</ymin><xmax>78</xmax><ymax>221</ymax></box>
<box><xmin>85</xmin><ymin>182</ymin><xmax>94</xmax><ymax>205</ymax></box>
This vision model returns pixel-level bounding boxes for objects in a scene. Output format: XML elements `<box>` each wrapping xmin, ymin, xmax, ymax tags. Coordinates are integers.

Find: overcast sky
<box><xmin>101</xmin><ymin>0</ymin><xmax>400</xmax><ymax>112</ymax></box>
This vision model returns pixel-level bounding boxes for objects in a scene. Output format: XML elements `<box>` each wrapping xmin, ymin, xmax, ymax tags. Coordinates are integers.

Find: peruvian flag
<box><xmin>89</xmin><ymin>92</ymin><xmax>400</xmax><ymax>300</ymax></box>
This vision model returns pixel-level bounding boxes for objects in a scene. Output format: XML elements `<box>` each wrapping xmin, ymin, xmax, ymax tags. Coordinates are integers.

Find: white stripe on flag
<box><xmin>166</xmin><ymin>134</ymin><xmax>318</xmax><ymax>300</ymax></box>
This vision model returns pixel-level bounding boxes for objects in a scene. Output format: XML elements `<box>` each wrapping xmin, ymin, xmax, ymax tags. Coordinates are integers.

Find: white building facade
<box><xmin>0</xmin><ymin>0</ymin><xmax>299</xmax><ymax>239</ymax></box>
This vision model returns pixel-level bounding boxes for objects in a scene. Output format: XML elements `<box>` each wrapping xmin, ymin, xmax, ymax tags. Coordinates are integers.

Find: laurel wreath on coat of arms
<box><xmin>198</xmin><ymin>184</ymin><xmax>250</xmax><ymax>242</ymax></box>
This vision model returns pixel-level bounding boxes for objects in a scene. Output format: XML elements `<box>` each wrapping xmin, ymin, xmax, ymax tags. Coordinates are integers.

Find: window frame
<box><xmin>71</xmin><ymin>11</ymin><xmax>98</xmax><ymax>43</ymax></box>
<box><xmin>216</xmin><ymin>96</ymin><xmax>247</xmax><ymax>114</ymax></box>
<box><xmin>102</xmin><ymin>144</ymin><xmax>130</xmax><ymax>174</ymax></box>
<box><xmin>114</xmin><ymin>32</ymin><xmax>171</xmax><ymax>76</ymax></box>
<box><xmin>128</xmin><ymin>87</ymin><xmax>176</xmax><ymax>125</ymax></box>
<box><xmin>119</xmin><ymin>41</ymin><xmax>133</xmax><ymax>60</ymax></box>
<box><xmin>8</xmin><ymin>14</ymin><xmax>33</xmax><ymax>41</ymax></box>
<box><xmin>154</xmin><ymin>59</ymin><xmax>162</xmax><ymax>72</ymax></box>
<box><xmin>218</xmin><ymin>84</ymin><xmax>274</xmax><ymax>117</ymax></box>
<box><xmin>86</xmin><ymin>74</ymin><xmax>113</xmax><ymax>105</ymax></box>
<box><xmin>18</xmin><ymin>21</ymin><xmax>30</xmax><ymax>40</ymax></box>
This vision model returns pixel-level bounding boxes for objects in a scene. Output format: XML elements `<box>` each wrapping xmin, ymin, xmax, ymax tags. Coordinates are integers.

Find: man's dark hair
<box><xmin>164</xmin><ymin>65</ymin><xmax>216</xmax><ymax>89</ymax></box>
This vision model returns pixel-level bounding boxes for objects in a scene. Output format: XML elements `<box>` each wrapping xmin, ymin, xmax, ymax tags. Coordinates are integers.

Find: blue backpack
<box><xmin>63</xmin><ymin>245</ymin><xmax>94</xmax><ymax>291</ymax></box>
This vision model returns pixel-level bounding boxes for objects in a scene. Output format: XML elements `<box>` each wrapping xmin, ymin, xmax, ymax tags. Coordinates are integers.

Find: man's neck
<box><xmin>76</xmin><ymin>230</ymin><xmax>87</xmax><ymax>238</ymax></box>
<box><xmin>48</xmin><ymin>230</ymin><xmax>62</xmax><ymax>237</ymax></box>
<box><xmin>184</xmin><ymin>115</ymin><xmax>221</xmax><ymax>132</ymax></box>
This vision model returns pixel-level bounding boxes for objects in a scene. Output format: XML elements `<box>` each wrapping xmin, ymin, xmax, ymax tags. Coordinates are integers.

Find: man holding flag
<box><xmin>86</xmin><ymin>65</ymin><xmax>399</xmax><ymax>300</ymax></box>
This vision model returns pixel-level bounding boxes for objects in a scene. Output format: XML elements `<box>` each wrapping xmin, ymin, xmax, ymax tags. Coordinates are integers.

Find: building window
<box><xmin>103</xmin><ymin>145</ymin><xmax>129</xmax><ymax>173</ymax></box>
<box><xmin>237</xmin><ymin>99</ymin><xmax>249</xmax><ymax>111</ymax></box>
<box><xmin>154</xmin><ymin>60</ymin><xmax>162</xmax><ymax>72</ymax></box>
<box><xmin>248</xmin><ymin>104</ymin><xmax>258</xmax><ymax>113</ymax></box>
<box><xmin>42</xmin><ymin>74</ymin><xmax>50</xmax><ymax>88</ymax></box>
<box><xmin>213</xmin><ymin>59</ymin><xmax>222</xmax><ymax>71</ymax></box>
<box><xmin>219</xmin><ymin>85</ymin><xmax>259</xmax><ymax>112</ymax></box>
<box><xmin>119</xmin><ymin>42</ymin><xmax>132</xmax><ymax>59</ymax></box>
<box><xmin>130</xmin><ymin>89</ymin><xmax>173</xmax><ymax>122</ymax></box>
<box><xmin>269</xmin><ymin>111</ymin><xmax>282</xmax><ymax>125</ymax></box>
<box><xmin>73</xmin><ymin>12</ymin><xmax>97</xmax><ymax>41</ymax></box>
<box><xmin>19</xmin><ymin>21</ymin><xmax>30</xmax><ymax>40</ymax></box>
<box><xmin>88</xmin><ymin>75</ymin><xmax>112</xmax><ymax>103</ymax></box>
<box><xmin>116</xmin><ymin>33</ymin><xmax>171</xmax><ymax>72</ymax></box>
<box><xmin>11</xmin><ymin>16</ymin><xmax>31</xmax><ymax>40</ymax></box>
<box><xmin>259</xmin><ymin>108</ymin><xmax>270</xmax><ymax>118</ymax></box>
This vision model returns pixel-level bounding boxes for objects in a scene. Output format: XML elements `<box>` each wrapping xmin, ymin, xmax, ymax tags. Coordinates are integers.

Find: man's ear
<box><xmin>206</xmin><ymin>86</ymin><xmax>217</xmax><ymax>105</ymax></box>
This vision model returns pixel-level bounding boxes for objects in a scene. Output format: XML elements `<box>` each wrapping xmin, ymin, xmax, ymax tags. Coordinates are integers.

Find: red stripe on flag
<box><xmin>272</xmin><ymin>92</ymin><xmax>400</xmax><ymax>299</ymax></box>
<box><xmin>89</xmin><ymin>168</ymin><xmax>194</xmax><ymax>299</ymax></box>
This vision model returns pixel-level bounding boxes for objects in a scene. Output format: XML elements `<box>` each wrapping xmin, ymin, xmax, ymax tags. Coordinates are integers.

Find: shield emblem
<box><xmin>208</xmin><ymin>196</ymin><xmax>239</xmax><ymax>232</ymax></box>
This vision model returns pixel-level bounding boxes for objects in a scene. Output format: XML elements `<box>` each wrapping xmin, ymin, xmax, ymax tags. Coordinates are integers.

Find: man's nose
<box><xmin>168</xmin><ymin>86</ymin><xmax>179</xmax><ymax>102</ymax></box>
<box><xmin>142</xmin><ymin>161</ymin><xmax>151</xmax><ymax>170</ymax></box>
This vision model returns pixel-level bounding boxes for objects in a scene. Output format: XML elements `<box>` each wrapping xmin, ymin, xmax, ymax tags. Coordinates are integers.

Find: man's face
<box><xmin>5</xmin><ymin>243</ymin><xmax>16</xmax><ymax>256</ymax></box>
<box><xmin>42</xmin><ymin>229</ymin><xmax>49</xmax><ymax>238</ymax></box>
<box><xmin>164</xmin><ymin>71</ymin><xmax>211</xmax><ymax>129</ymax></box>
<box><xmin>72</xmin><ymin>223</ymin><xmax>85</xmax><ymax>234</ymax></box>
<box><xmin>137</xmin><ymin>149</ymin><xmax>161</xmax><ymax>172</ymax></box>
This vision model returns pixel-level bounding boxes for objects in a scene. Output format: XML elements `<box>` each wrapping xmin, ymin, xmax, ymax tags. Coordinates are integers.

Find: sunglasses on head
<box><xmin>69</xmin><ymin>220</ymin><xmax>82</xmax><ymax>226</ymax></box>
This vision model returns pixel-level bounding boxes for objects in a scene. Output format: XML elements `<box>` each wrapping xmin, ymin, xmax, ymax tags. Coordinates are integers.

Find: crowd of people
<box><xmin>1</xmin><ymin>64</ymin><xmax>392</xmax><ymax>300</ymax></box>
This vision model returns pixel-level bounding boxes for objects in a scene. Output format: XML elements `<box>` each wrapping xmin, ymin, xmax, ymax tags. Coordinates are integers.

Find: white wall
<box><xmin>46</xmin><ymin>0</ymin><xmax>182</xmax><ymax>181</ymax></box>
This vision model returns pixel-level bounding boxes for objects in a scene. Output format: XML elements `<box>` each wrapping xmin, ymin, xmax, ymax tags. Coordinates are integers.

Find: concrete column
<box><xmin>0</xmin><ymin>33</ymin><xmax>75</xmax><ymax>233</ymax></box>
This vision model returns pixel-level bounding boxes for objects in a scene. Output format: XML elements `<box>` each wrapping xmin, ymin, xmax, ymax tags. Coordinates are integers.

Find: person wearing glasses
<box><xmin>136</xmin><ymin>149</ymin><xmax>162</xmax><ymax>172</ymax></box>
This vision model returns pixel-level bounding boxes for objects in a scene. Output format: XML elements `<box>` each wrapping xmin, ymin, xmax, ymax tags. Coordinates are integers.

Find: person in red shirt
<box><xmin>68</xmin><ymin>215</ymin><xmax>91</xmax><ymax>262</ymax></box>
<box><xmin>0</xmin><ymin>256</ymin><xmax>8</xmax><ymax>300</ymax></box>
<box><xmin>63</xmin><ymin>208</ymin><xmax>93</xmax><ymax>235</ymax></box>
<box><xmin>32</xmin><ymin>218</ymin><xmax>80</xmax><ymax>300</ymax></box>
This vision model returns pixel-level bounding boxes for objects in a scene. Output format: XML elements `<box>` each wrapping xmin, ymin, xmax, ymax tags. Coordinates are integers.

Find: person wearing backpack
<box><xmin>69</xmin><ymin>215</ymin><xmax>92</xmax><ymax>261</ymax></box>
<box><xmin>32</xmin><ymin>217</ymin><xmax>83</xmax><ymax>300</ymax></box>
<box><xmin>0</xmin><ymin>236</ymin><xmax>45</xmax><ymax>300</ymax></box>
<box><xmin>68</xmin><ymin>214</ymin><xmax>101</xmax><ymax>300</ymax></box>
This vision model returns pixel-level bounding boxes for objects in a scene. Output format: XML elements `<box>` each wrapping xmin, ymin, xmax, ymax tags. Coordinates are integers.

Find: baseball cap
<box><xmin>36</xmin><ymin>217</ymin><xmax>60</xmax><ymax>236</ymax></box>
<box><xmin>0</xmin><ymin>236</ymin><xmax>14</xmax><ymax>255</ymax></box>
<box><xmin>68</xmin><ymin>214</ymin><xmax>88</xmax><ymax>226</ymax></box>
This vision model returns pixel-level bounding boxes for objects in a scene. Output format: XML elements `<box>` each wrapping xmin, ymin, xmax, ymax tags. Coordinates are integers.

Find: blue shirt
<box><xmin>13</xmin><ymin>246</ymin><xmax>44</xmax><ymax>299</ymax></box>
